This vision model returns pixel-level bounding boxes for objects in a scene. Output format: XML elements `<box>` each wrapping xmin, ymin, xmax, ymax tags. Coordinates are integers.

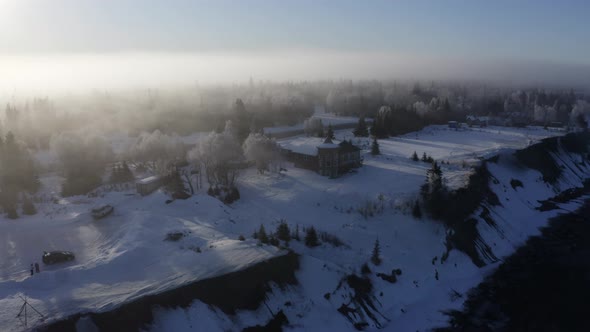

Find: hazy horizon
<box><xmin>1</xmin><ymin>0</ymin><xmax>589</xmax><ymax>93</ymax></box>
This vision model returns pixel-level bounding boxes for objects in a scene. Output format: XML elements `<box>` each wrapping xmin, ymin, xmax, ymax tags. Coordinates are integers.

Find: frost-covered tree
<box><xmin>51</xmin><ymin>132</ymin><xmax>114</xmax><ymax>196</ymax></box>
<box><xmin>570</xmin><ymin>100</ymin><xmax>590</xmax><ymax>129</ymax></box>
<box><xmin>242</xmin><ymin>133</ymin><xmax>281</xmax><ymax>174</ymax></box>
<box><xmin>188</xmin><ymin>123</ymin><xmax>243</xmax><ymax>187</ymax></box>
<box><xmin>127</xmin><ymin>130</ymin><xmax>186</xmax><ymax>171</ymax></box>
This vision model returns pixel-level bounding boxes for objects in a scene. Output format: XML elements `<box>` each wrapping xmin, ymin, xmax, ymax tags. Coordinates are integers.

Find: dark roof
<box><xmin>338</xmin><ymin>140</ymin><xmax>361</xmax><ymax>152</ymax></box>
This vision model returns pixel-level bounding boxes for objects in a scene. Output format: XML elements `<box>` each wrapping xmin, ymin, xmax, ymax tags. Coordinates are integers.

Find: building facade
<box><xmin>280</xmin><ymin>136</ymin><xmax>361</xmax><ymax>178</ymax></box>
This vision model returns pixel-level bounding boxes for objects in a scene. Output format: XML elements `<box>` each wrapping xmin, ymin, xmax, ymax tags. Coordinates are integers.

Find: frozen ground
<box><xmin>0</xmin><ymin>124</ymin><xmax>579</xmax><ymax>331</ymax></box>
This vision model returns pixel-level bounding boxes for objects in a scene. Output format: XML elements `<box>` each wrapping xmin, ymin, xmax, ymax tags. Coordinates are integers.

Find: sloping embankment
<box><xmin>441</xmin><ymin>132</ymin><xmax>590</xmax><ymax>266</ymax></box>
<box><xmin>40</xmin><ymin>251</ymin><xmax>299</xmax><ymax>332</ymax></box>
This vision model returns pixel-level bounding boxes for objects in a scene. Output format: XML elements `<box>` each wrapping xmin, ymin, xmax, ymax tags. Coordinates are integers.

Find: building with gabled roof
<box><xmin>278</xmin><ymin>136</ymin><xmax>362</xmax><ymax>178</ymax></box>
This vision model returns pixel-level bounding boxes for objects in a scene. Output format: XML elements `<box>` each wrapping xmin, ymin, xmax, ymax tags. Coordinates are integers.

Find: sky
<box><xmin>0</xmin><ymin>0</ymin><xmax>589</xmax><ymax>92</ymax></box>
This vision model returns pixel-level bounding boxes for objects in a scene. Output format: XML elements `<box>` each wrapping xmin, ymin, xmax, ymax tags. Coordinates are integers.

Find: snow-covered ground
<box><xmin>0</xmin><ymin>123</ymin><xmax>582</xmax><ymax>331</ymax></box>
<box><xmin>150</xmin><ymin>125</ymin><xmax>586</xmax><ymax>331</ymax></box>
<box><xmin>0</xmin><ymin>182</ymin><xmax>280</xmax><ymax>331</ymax></box>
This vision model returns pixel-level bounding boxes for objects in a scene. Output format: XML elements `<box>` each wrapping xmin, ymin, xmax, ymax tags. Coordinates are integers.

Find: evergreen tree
<box><xmin>305</xmin><ymin>226</ymin><xmax>319</xmax><ymax>247</ymax></box>
<box><xmin>234</xmin><ymin>98</ymin><xmax>251</xmax><ymax>142</ymax></box>
<box><xmin>276</xmin><ymin>221</ymin><xmax>291</xmax><ymax>242</ymax></box>
<box><xmin>22</xmin><ymin>195</ymin><xmax>37</xmax><ymax>215</ymax></box>
<box><xmin>442</xmin><ymin>98</ymin><xmax>451</xmax><ymax>114</ymax></box>
<box><xmin>258</xmin><ymin>224</ymin><xmax>269</xmax><ymax>244</ymax></box>
<box><xmin>317</xmin><ymin>121</ymin><xmax>325</xmax><ymax>138</ymax></box>
<box><xmin>371</xmin><ymin>239</ymin><xmax>382</xmax><ymax>265</ymax></box>
<box><xmin>421</xmin><ymin>152</ymin><xmax>428</xmax><ymax>162</ymax></box>
<box><xmin>411</xmin><ymin>151</ymin><xmax>419</xmax><ymax>161</ymax></box>
<box><xmin>326</xmin><ymin>124</ymin><xmax>335</xmax><ymax>139</ymax></box>
<box><xmin>353</xmin><ymin>117</ymin><xmax>369</xmax><ymax>137</ymax></box>
<box><xmin>421</xmin><ymin>162</ymin><xmax>446</xmax><ymax>219</ymax></box>
<box><xmin>371</xmin><ymin>138</ymin><xmax>380</xmax><ymax>155</ymax></box>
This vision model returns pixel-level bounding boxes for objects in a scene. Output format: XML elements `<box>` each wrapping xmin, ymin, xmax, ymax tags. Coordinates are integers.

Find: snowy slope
<box><xmin>147</xmin><ymin>127</ymin><xmax>588</xmax><ymax>331</ymax></box>
<box><xmin>0</xmin><ymin>187</ymin><xmax>280</xmax><ymax>332</ymax></box>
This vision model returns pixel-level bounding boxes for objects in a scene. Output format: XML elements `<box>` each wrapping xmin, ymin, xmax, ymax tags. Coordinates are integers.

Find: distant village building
<box><xmin>447</xmin><ymin>121</ymin><xmax>459</xmax><ymax>129</ymax></box>
<box><xmin>466</xmin><ymin>115</ymin><xmax>489</xmax><ymax>127</ymax></box>
<box><xmin>279</xmin><ymin>136</ymin><xmax>362</xmax><ymax>178</ymax></box>
<box><xmin>136</xmin><ymin>176</ymin><xmax>162</xmax><ymax>196</ymax></box>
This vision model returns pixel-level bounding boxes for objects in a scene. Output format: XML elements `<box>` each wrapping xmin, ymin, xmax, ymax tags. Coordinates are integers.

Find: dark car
<box><xmin>42</xmin><ymin>251</ymin><xmax>75</xmax><ymax>265</ymax></box>
<box><xmin>91</xmin><ymin>204</ymin><xmax>114</xmax><ymax>219</ymax></box>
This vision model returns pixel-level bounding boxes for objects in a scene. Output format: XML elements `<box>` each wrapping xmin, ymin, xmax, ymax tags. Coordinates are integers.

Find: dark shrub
<box><xmin>510</xmin><ymin>179</ymin><xmax>524</xmax><ymax>190</ymax></box>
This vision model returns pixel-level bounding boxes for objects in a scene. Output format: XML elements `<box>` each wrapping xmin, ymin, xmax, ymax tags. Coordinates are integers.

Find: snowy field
<box><xmin>0</xmin><ymin>124</ymin><xmax>578</xmax><ymax>331</ymax></box>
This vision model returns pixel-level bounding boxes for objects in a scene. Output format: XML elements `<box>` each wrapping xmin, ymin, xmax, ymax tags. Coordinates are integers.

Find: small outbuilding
<box><xmin>136</xmin><ymin>176</ymin><xmax>162</xmax><ymax>196</ymax></box>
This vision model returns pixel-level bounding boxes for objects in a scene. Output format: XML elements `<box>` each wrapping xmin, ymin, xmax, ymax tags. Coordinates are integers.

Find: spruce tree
<box><xmin>317</xmin><ymin>122</ymin><xmax>325</xmax><ymax>138</ymax></box>
<box><xmin>305</xmin><ymin>226</ymin><xmax>319</xmax><ymax>247</ymax></box>
<box><xmin>411</xmin><ymin>151</ymin><xmax>419</xmax><ymax>161</ymax></box>
<box><xmin>276</xmin><ymin>221</ymin><xmax>291</xmax><ymax>242</ymax></box>
<box><xmin>353</xmin><ymin>117</ymin><xmax>369</xmax><ymax>137</ymax></box>
<box><xmin>371</xmin><ymin>138</ymin><xmax>380</xmax><ymax>155</ymax></box>
<box><xmin>371</xmin><ymin>239</ymin><xmax>382</xmax><ymax>265</ymax></box>
<box><xmin>258</xmin><ymin>224</ymin><xmax>269</xmax><ymax>244</ymax></box>
<box><xmin>326</xmin><ymin>124</ymin><xmax>335</xmax><ymax>139</ymax></box>
<box><xmin>421</xmin><ymin>152</ymin><xmax>428</xmax><ymax>162</ymax></box>
<box><xmin>421</xmin><ymin>162</ymin><xmax>446</xmax><ymax>219</ymax></box>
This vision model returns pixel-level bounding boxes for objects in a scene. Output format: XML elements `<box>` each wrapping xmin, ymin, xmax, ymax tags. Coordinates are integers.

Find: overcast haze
<box><xmin>1</xmin><ymin>0</ymin><xmax>589</xmax><ymax>92</ymax></box>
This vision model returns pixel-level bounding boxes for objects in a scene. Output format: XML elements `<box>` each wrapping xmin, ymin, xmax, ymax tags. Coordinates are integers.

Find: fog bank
<box><xmin>1</xmin><ymin>51</ymin><xmax>589</xmax><ymax>94</ymax></box>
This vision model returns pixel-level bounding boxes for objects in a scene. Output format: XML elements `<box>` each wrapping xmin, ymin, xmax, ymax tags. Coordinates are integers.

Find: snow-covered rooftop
<box><xmin>137</xmin><ymin>175</ymin><xmax>161</xmax><ymax>185</ymax></box>
<box><xmin>278</xmin><ymin>136</ymin><xmax>342</xmax><ymax>156</ymax></box>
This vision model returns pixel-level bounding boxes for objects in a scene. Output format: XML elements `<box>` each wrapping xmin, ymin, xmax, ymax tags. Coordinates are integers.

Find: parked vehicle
<box><xmin>91</xmin><ymin>204</ymin><xmax>114</xmax><ymax>219</ymax></box>
<box><xmin>42</xmin><ymin>251</ymin><xmax>75</xmax><ymax>265</ymax></box>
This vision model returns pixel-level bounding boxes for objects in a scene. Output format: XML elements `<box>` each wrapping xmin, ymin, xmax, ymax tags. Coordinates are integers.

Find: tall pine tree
<box><xmin>353</xmin><ymin>117</ymin><xmax>369</xmax><ymax>137</ymax></box>
<box><xmin>371</xmin><ymin>138</ymin><xmax>380</xmax><ymax>155</ymax></box>
<box><xmin>371</xmin><ymin>239</ymin><xmax>382</xmax><ymax>265</ymax></box>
